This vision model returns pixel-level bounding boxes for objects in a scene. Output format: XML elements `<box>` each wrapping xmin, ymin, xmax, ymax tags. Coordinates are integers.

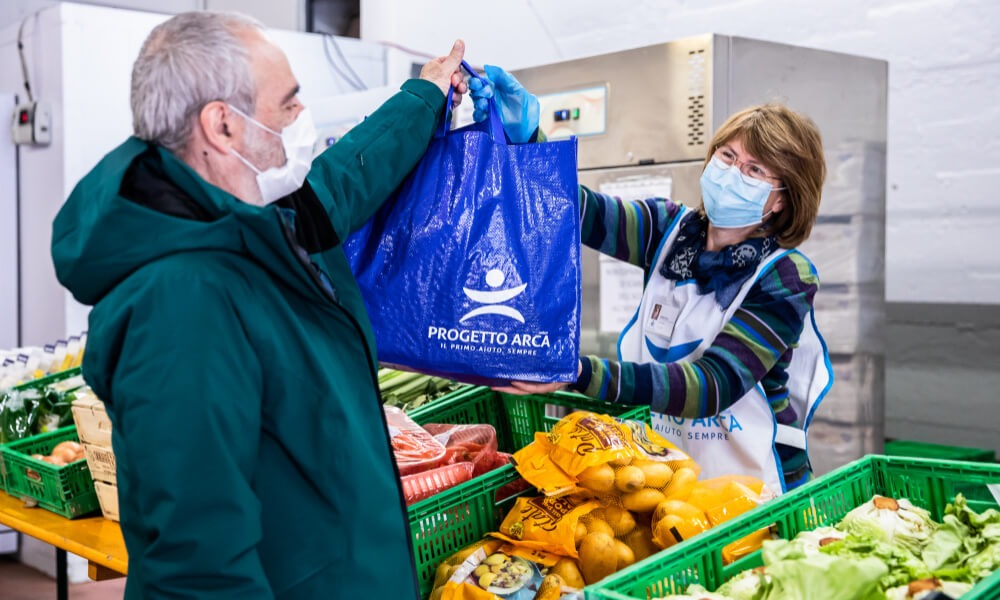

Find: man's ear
<box><xmin>199</xmin><ymin>101</ymin><xmax>239</xmax><ymax>155</ymax></box>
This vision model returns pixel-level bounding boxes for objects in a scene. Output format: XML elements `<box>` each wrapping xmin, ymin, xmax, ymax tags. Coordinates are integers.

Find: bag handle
<box><xmin>440</xmin><ymin>60</ymin><xmax>507</xmax><ymax>142</ymax></box>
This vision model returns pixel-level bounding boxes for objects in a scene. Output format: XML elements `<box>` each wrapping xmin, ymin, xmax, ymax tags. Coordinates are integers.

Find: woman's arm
<box><xmin>580</xmin><ymin>184</ymin><xmax>685</xmax><ymax>271</ymax></box>
<box><xmin>573</xmin><ymin>251</ymin><xmax>819</xmax><ymax>417</ymax></box>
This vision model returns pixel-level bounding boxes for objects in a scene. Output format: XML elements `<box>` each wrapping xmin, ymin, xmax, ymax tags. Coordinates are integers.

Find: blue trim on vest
<box><xmin>616</xmin><ymin>206</ymin><xmax>689</xmax><ymax>361</ymax></box>
<box><xmin>643</xmin><ymin>337</ymin><xmax>704</xmax><ymax>363</ymax></box>
<box><xmin>804</xmin><ymin>307</ymin><xmax>835</xmax><ymax>432</ymax></box>
<box><xmin>761</xmin><ymin>382</ymin><xmax>787</xmax><ymax>494</ymax></box>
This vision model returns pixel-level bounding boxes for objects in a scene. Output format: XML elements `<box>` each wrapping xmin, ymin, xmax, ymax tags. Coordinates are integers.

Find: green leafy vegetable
<box><xmin>656</xmin><ymin>585</ymin><xmax>737</xmax><ymax>599</ymax></box>
<box><xmin>377</xmin><ymin>368</ymin><xmax>466</xmax><ymax>412</ymax></box>
<box><xmin>760</xmin><ymin>553</ymin><xmax>887</xmax><ymax>600</ymax></box>
<box><xmin>713</xmin><ymin>569</ymin><xmax>768</xmax><ymax>600</ymax></box>
<box><xmin>761</xmin><ymin>527</ymin><xmax>844</xmax><ymax>564</ymax></box>
<box><xmin>820</xmin><ymin>531</ymin><xmax>931</xmax><ymax>589</ymax></box>
<box><xmin>838</xmin><ymin>496</ymin><xmax>935</xmax><ymax>556</ymax></box>
<box><xmin>884</xmin><ymin>578</ymin><xmax>972</xmax><ymax>600</ymax></box>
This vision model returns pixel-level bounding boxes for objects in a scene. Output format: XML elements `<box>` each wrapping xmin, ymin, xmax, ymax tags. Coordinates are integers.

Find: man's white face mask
<box><xmin>228</xmin><ymin>104</ymin><xmax>317</xmax><ymax>205</ymax></box>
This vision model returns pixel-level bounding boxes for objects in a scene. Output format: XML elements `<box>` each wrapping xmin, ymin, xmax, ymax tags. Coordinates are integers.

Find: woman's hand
<box><xmin>493</xmin><ymin>381</ymin><xmax>569</xmax><ymax>396</ymax></box>
<box><xmin>493</xmin><ymin>360</ymin><xmax>582</xmax><ymax>396</ymax></box>
<box><xmin>467</xmin><ymin>65</ymin><xmax>540</xmax><ymax>143</ymax></box>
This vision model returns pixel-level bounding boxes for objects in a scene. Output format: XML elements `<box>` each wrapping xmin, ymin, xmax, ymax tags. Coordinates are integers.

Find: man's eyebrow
<box><xmin>282</xmin><ymin>85</ymin><xmax>300</xmax><ymax>105</ymax></box>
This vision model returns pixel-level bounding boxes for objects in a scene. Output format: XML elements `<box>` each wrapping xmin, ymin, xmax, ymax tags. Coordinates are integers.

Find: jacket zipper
<box><xmin>275</xmin><ymin>213</ymin><xmax>421</xmax><ymax>598</ymax></box>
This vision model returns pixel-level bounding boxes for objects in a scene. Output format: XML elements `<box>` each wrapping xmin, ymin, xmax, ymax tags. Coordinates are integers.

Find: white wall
<box><xmin>0</xmin><ymin>2</ymin><xmax>384</xmax><ymax>345</ymax></box>
<box><xmin>0</xmin><ymin>0</ymin><xmax>301</xmax><ymax>31</ymax></box>
<box><xmin>361</xmin><ymin>0</ymin><xmax>1000</xmax><ymax>305</ymax></box>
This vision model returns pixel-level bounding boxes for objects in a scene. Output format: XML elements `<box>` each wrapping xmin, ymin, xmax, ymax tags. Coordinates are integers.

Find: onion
<box><xmin>51</xmin><ymin>441</ymin><xmax>84</xmax><ymax>464</ymax></box>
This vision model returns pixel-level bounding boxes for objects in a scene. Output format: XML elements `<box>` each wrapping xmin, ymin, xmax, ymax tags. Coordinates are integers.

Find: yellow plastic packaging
<box><xmin>650</xmin><ymin>499</ymin><xmax>711</xmax><ymax>549</ymax></box>
<box><xmin>511</xmin><ymin>433</ymin><xmax>578</xmax><ymax>497</ymax></box>
<box><xmin>543</xmin><ymin>412</ymin><xmax>633</xmax><ymax>475</ymax></box>
<box><xmin>491</xmin><ymin>495</ymin><xmax>601</xmax><ymax>559</ymax></box>
<box><xmin>512</xmin><ymin>412</ymin><xmax>695</xmax><ymax>499</ymax></box>
<box><xmin>430</xmin><ymin>541</ymin><xmax>583</xmax><ymax>600</ymax></box>
<box><xmin>683</xmin><ymin>475</ymin><xmax>773</xmax><ymax>564</ymax></box>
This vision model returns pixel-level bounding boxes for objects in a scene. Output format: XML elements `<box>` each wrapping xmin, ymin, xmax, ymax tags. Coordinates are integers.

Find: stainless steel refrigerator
<box><xmin>513</xmin><ymin>34</ymin><xmax>888</xmax><ymax>474</ymax></box>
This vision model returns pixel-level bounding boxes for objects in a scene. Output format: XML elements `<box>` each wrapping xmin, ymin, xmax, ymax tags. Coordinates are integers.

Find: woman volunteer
<box><xmin>471</xmin><ymin>67</ymin><xmax>833</xmax><ymax>493</ymax></box>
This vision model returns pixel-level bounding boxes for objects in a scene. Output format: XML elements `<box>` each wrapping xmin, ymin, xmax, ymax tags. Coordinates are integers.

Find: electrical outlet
<box><xmin>11</xmin><ymin>101</ymin><xmax>51</xmax><ymax>146</ymax></box>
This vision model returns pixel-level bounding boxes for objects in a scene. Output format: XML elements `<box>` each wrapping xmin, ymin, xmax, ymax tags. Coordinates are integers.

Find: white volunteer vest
<box><xmin>618</xmin><ymin>207</ymin><xmax>833</xmax><ymax>493</ymax></box>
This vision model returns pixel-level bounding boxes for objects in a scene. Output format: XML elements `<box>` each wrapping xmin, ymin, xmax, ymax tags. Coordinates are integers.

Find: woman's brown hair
<box><xmin>700</xmin><ymin>104</ymin><xmax>826</xmax><ymax>248</ymax></box>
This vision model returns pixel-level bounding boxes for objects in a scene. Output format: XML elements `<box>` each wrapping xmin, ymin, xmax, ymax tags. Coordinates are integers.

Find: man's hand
<box><xmin>420</xmin><ymin>39</ymin><xmax>468</xmax><ymax>106</ymax></box>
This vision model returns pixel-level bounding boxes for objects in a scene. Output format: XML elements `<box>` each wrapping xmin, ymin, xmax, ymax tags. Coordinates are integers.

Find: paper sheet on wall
<box><xmin>598</xmin><ymin>176</ymin><xmax>673</xmax><ymax>332</ymax></box>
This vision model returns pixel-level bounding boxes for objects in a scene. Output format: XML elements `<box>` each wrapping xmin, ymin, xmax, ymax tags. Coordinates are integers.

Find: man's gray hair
<box><xmin>131</xmin><ymin>11</ymin><xmax>263</xmax><ymax>153</ymax></box>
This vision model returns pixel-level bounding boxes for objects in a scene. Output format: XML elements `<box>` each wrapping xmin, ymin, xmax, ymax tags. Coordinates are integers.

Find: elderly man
<box><xmin>51</xmin><ymin>11</ymin><xmax>466</xmax><ymax>599</ymax></box>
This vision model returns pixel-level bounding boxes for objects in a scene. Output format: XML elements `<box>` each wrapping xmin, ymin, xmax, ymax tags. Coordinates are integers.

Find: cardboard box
<box><xmin>70</xmin><ymin>394</ymin><xmax>112</xmax><ymax>447</ymax></box>
<box><xmin>83</xmin><ymin>443</ymin><xmax>116</xmax><ymax>484</ymax></box>
<box><xmin>94</xmin><ymin>481</ymin><xmax>119</xmax><ymax>522</ymax></box>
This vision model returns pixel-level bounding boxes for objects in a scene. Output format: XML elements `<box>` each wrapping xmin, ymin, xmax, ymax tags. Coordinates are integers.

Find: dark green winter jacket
<box><xmin>51</xmin><ymin>79</ymin><xmax>446</xmax><ymax>599</ymax></box>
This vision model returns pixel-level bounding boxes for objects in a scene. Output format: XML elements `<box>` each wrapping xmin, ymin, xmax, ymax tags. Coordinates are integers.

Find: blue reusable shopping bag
<box><xmin>344</xmin><ymin>64</ymin><xmax>581</xmax><ymax>385</ymax></box>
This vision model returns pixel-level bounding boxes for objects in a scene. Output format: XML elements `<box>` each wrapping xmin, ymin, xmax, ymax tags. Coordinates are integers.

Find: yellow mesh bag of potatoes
<box><xmin>512</xmin><ymin>412</ymin><xmax>697</xmax><ymax>504</ymax></box>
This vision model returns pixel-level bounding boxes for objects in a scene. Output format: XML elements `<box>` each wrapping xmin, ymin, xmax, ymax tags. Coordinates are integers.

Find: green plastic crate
<box><xmin>406</xmin><ymin>387</ymin><xmax>653</xmax><ymax>598</ymax></box>
<box><xmin>410</xmin><ymin>387</ymin><xmax>653</xmax><ymax>454</ymax></box>
<box><xmin>0</xmin><ymin>367</ymin><xmax>87</xmax><ymax>491</ymax></box>
<box><xmin>0</xmin><ymin>425</ymin><xmax>99</xmax><ymax>519</ymax></box>
<box><xmin>885</xmin><ymin>439</ymin><xmax>996</xmax><ymax>463</ymax></box>
<box><xmin>407</xmin><ymin>463</ymin><xmax>524</xmax><ymax>598</ymax></box>
<box><xmin>7</xmin><ymin>366</ymin><xmax>85</xmax><ymax>393</ymax></box>
<box><xmin>586</xmin><ymin>455</ymin><xmax>1000</xmax><ymax>600</ymax></box>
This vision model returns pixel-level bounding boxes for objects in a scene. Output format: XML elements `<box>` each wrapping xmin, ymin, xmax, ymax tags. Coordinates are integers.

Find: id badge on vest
<box><xmin>646</xmin><ymin>294</ymin><xmax>684</xmax><ymax>342</ymax></box>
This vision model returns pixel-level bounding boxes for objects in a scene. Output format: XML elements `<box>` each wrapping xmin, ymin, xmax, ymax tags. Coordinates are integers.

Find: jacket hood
<box><xmin>52</xmin><ymin>138</ymin><xmax>305</xmax><ymax>306</ymax></box>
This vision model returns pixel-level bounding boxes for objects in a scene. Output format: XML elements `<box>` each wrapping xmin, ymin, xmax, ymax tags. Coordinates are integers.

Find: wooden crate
<box><xmin>82</xmin><ymin>443</ymin><xmax>116</xmax><ymax>484</ymax></box>
<box><xmin>70</xmin><ymin>394</ymin><xmax>112</xmax><ymax>447</ymax></box>
<box><xmin>93</xmin><ymin>481</ymin><xmax>119</xmax><ymax>522</ymax></box>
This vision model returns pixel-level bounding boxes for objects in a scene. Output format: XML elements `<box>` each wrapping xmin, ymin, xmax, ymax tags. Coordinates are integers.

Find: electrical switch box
<box><xmin>11</xmin><ymin>101</ymin><xmax>51</xmax><ymax>146</ymax></box>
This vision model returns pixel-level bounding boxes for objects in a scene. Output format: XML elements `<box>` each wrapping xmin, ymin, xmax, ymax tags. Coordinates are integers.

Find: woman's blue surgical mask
<box><xmin>700</xmin><ymin>156</ymin><xmax>777</xmax><ymax>228</ymax></box>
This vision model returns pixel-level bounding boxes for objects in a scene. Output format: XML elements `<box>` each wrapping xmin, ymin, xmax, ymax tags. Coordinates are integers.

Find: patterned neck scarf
<box><xmin>660</xmin><ymin>212</ymin><xmax>777</xmax><ymax>309</ymax></box>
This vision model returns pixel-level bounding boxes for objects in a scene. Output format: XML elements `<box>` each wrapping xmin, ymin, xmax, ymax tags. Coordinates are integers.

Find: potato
<box><xmin>613</xmin><ymin>539</ymin><xmax>636</xmax><ymax>569</ymax></box>
<box><xmin>533</xmin><ymin>573</ymin><xmax>564</xmax><ymax>600</ymax></box>
<box><xmin>653</xmin><ymin>498</ymin><xmax>703</xmax><ymax>525</ymax></box>
<box><xmin>603</xmin><ymin>506</ymin><xmax>637</xmax><ymax>536</ymax></box>
<box><xmin>578</xmin><ymin>463</ymin><xmax>616</xmax><ymax>494</ymax></box>
<box><xmin>574</xmin><ymin>521</ymin><xmax>588</xmax><ymax>547</ymax></box>
<box><xmin>651</xmin><ymin>506</ymin><xmax>710</xmax><ymax>549</ymax></box>
<box><xmin>585</xmin><ymin>517</ymin><xmax>615</xmax><ymax>539</ymax></box>
<box><xmin>652</xmin><ymin>514</ymin><xmax>685</xmax><ymax>549</ymax></box>
<box><xmin>622</xmin><ymin>488</ymin><xmax>666</xmax><ymax>513</ymax></box>
<box><xmin>614</xmin><ymin>465</ymin><xmax>646</xmax><ymax>493</ymax></box>
<box><xmin>624</xmin><ymin>527</ymin><xmax>660</xmax><ymax>562</ymax></box>
<box><xmin>609</xmin><ymin>455</ymin><xmax>633</xmax><ymax>468</ymax></box>
<box><xmin>578</xmin><ymin>532</ymin><xmax>618</xmax><ymax>585</ymax></box>
<box><xmin>550</xmin><ymin>558</ymin><xmax>586</xmax><ymax>589</ymax></box>
<box><xmin>636</xmin><ymin>460</ymin><xmax>674</xmax><ymax>489</ymax></box>
<box><xmin>662</xmin><ymin>467</ymin><xmax>698</xmax><ymax>501</ymax></box>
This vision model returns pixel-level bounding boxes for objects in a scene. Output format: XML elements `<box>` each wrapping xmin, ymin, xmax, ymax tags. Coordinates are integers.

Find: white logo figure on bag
<box><xmin>460</xmin><ymin>268</ymin><xmax>526</xmax><ymax>323</ymax></box>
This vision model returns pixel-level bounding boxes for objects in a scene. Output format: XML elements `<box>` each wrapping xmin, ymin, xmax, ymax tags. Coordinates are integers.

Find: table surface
<box><xmin>0</xmin><ymin>492</ymin><xmax>128</xmax><ymax>576</ymax></box>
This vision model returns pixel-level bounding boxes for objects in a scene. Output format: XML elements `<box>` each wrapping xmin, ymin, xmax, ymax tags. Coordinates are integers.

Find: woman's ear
<box><xmin>769</xmin><ymin>191</ymin><xmax>786</xmax><ymax>216</ymax></box>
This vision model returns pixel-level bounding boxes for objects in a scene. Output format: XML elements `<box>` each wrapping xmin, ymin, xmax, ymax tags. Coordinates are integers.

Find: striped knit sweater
<box><xmin>570</xmin><ymin>185</ymin><xmax>820</xmax><ymax>487</ymax></box>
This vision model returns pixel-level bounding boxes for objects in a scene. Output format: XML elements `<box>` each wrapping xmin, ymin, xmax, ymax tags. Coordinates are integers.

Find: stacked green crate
<box><xmin>407</xmin><ymin>387</ymin><xmax>652</xmax><ymax>598</ymax></box>
<box><xmin>586</xmin><ymin>455</ymin><xmax>1000</xmax><ymax>599</ymax></box>
<box><xmin>884</xmin><ymin>439</ymin><xmax>996</xmax><ymax>463</ymax></box>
